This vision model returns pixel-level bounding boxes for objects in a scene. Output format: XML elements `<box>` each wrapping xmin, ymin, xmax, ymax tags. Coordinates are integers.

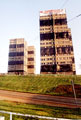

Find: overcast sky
<box><xmin>0</xmin><ymin>0</ymin><xmax>81</xmax><ymax>74</ymax></box>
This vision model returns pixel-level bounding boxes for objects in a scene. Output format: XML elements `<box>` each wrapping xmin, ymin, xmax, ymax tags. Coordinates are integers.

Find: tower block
<box><xmin>40</xmin><ymin>9</ymin><xmax>76</xmax><ymax>74</ymax></box>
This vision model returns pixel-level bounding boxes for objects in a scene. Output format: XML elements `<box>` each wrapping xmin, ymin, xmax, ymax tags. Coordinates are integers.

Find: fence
<box><xmin>0</xmin><ymin>110</ymin><xmax>71</xmax><ymax>120</ymax></box>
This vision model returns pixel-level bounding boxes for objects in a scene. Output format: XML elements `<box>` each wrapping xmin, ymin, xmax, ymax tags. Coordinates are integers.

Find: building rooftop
<box><xmin>40</xmin><ymin>9</ymin><xmax>66</xmax><ymax>16</ymax></box>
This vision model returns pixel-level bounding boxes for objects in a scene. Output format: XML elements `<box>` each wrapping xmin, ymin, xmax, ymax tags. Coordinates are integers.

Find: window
<box><xmin>40</xmin><ymin>19</ymin><xmax>53</xmax><ymax>26</ymax></box>
<box><xmin>28</xmin><ymin>51</ymin><xmax>34</xmax><ymax>54</ymax></box>
<box><xmin>55</xmin><ymin>19</ymin><xmax>67</xmax><ymax>25</ymax></box>
<box><xmin>60</xmin><ymin>64</ymin><xmax>72</xmax><ymax>72</ymax></box>
<box><xmin>17</xmin><ymin>44</ymin><xmax>24</xmax><ymax>48</ymax></box>
<box><xmin>40</xmin><ymin>33</ymin><xmax>54</xmax><ymax>40</ymax></box>
<box><xmin>28</xmin><ymin>58</ymin><xmax>34</xmax><ymax>61</ymax></box>
<box><xmin>28</xmin><ymin>65</ymin><xmax>34</xmax><ymax>68</ymax></box>
<box><xmin>41</xmin><ymin>47</ymin><xmax>55</xmax><ymax>56</ymax></box>
<box><xmin>41</xmin><ymin>65</ymin><xmax>56</xmax><ymax>72</ymax></box>
<box><xmin>9</xmin><ymin>44</ymin><xmax>16</xmax><ymax>48</ymax></box>
<box><xmin>57</xmin><ymin>46</ymin><xmax>73</xmax><ymax>54</ymax></box>
<box><xmin>56</xmin><ymin>32</ymin><xmax>68</xmax><ymax>39</ymax></box>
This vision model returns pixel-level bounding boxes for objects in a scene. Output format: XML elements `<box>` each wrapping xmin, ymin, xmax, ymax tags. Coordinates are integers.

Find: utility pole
<box><xmin>71</xmin><ymin>80</ymin><xmax>77</xmax><ymax>107</ymax></box>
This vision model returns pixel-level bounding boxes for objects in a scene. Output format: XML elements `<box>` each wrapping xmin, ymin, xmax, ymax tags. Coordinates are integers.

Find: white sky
<box><xmin>0</xmin><ymin>0</ymin><xmax>81</xmax><ymax>74</ymax></box>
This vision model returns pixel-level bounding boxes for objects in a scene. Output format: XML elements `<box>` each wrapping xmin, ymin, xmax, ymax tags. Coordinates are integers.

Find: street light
<box><xmin>71</xmin><ymin>80</ymin><xmax>77</xmax><ymax>107</ymax></box>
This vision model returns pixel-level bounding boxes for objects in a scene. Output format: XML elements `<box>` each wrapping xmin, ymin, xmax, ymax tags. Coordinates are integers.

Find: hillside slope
<box><xmin>0</xmin><ymin>75</ymin><xmax>81</xmax><ymax>97</ymax></box>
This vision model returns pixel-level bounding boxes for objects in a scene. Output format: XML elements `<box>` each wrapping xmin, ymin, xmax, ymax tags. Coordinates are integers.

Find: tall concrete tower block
<box><xmin>40</xmin><ymin>9</ymin><xmax>76</xmax><ymax>75</ymax></box>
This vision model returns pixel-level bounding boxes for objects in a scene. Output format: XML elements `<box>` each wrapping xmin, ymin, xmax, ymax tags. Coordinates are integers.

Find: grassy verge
<box><xmin>0</xmin><ymin>100</ymin><xmax>81</xmax><ymax>120</ymax></box>
<box><xmin>0</xmin><ymin>75</ymin><xmax>81</xmax><ymax>97</ymax></box>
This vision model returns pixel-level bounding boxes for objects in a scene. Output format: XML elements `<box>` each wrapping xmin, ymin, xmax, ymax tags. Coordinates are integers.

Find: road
<box><xmin>0</xmin><ymin>89</ymin><xmax>81</xmax><ymax>108</ymax></box>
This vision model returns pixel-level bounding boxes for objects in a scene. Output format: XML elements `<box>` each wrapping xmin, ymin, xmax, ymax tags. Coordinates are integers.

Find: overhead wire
<box><xmin>60</xmin><ymin>0</ymin><xmax>69</xmax><ymax>9</ymax></box>
<box><xmin>68</xmin><ymin>14</ymin><xmax>81</xmax><ymax>22</ymax></box>
<box><xmin>57</xmin><ymin>0</ymin><xmax>64</xmax><ymax>9</ymax></box>
<box><xmin>59</xmin><ymin>0</ymin><xmax>81</xmax><ymax>22</ymax></box>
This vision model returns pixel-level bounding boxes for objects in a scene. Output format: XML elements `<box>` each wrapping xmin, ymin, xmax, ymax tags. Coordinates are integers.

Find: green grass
<box><xmin>0</xmin><ymin>75</ymin><xmax>81</xmax><ymax>119</ymax></box>
<box><xmin>0</xmin><ymin>100</ymin><xmax>81</xmax><ymax>119</ymax></box>
<box><xmin>0</xmin><ymin>75</ymin><xmax>81</xmax><ymax>96</ymax></box>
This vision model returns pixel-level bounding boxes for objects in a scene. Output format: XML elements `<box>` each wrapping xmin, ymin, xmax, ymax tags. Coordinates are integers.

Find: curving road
<box><xmin>0</xmin><ymin>90</ymin><xmax>81</xmax><ymax>108</ymax></box>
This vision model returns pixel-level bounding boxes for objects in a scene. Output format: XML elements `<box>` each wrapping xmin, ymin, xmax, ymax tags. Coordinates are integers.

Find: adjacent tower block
<box><xmin>27</xmin><ymin>46</ymin><xmax>36</xmax><ymax>74</ymax></box>
<box><xmin>8</xmin><ymin>38</ymin><xmax>27</xmax><ymax>75</ymax></box>
<box><xmin>8</xmin><ymin>38</ymin><xmax>35</xmax><ymax>75</ymax></box>
<box><xmin>40</xmin><ymin>9</ymin><xmax>76</xmax><ymax>74</ymax></box>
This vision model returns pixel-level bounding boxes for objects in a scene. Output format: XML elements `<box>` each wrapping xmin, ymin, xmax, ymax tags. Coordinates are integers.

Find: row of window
<box><xmin>41</xmin><ymin>62</ymin><xmax>55</xmax><ymax>65</ymax></box>
<box><xmin>59</xmin><ymin>61</ymin><xmax>73</xmax><ymax>64</ymax></box>
<box><xmin>57</xmin><ymin>57</ymin><xmax>71</xmax><ymax>60</ymax></box>
<box><xmin>41</xmin><ymin>58</ymin><xmax>55</xmax><ymax>61</ymax></box>
<box><xmin>40</xmin><ymin>31</ymin><xmax>53</xmax><ymax>34</ymax></box>
<box><xmin>54</xmin><ymin>26</ymin><xmax>67</xmax><ymax>30</ymax></box>
<box><xmin>8</xmin><ymin>70</ymin><xmax>24</xmax><ymax>72</ymax></box>
<box><xmin>9</xmin><ymin>51</ymin><xmax>35</xmax><ymax>57</ymax></box>
<box><xmin>9</xmin><ymin>52</ymin><xmax>24</xmax><ymax>57</ymax></box>
<box><xmin>41</xmin><ymin>61</ymin><xmax>73</xmax><ymax>65</ymax></box>
<box><xmin>9</xmin><ymin>44</ymin><xmax>24</xmax><ymax>48</ymax></box>
<box><xmin>41</xmin><ymin>65</ymin><xmax>56</xmax><ymax>72</ymax></box>
<box><xmin>40</xmin><ymin>19</ymin><xmax>67</xmax><ymax>26</ymax></box>
<box><xmin>57</xmin><ymin>46</ymin><xmax>73</xmax><ymax>54</ymax></box>
<box><xmin>41</xmin><ymin>46</ymin><xmax>73</xmax><ymax>56</ymax></box>
<box><xmin>40</xmin><ymin>27</ymin><xmax>52</xmax><ymax>31</ymax></box>
<box><xmin>40</xmin><ymin>33</ymin><xmax>54</xmax><ymax>40</ymax></box>
<box><xmin>9</xmin><ymin>57</ymin><xmax>34</xmax><ymax>61</ymax></box>
<box><xmin>41</xmin><ymin>55</ymin><xmax>55</xmax><ymax>57</ymax></box>
<box><xmin>40</xmin><ymin>19</ymin><xmax>53</xmax><ymax>26</ymax></box>
<box><xmin>56</xmin><ymin>41</ymin><xmax>71</xmax><ymax>44</ymax></box>
<box><xmin>41</xmin><ymin>42</ymin><xmax>71</xmax><ymax>46</ymax></box>
<box><xmin>57</xmin><ymin>64</ymin><xmax>72</xmax><ymax>72</ymax></box>
<box><xmin>8</xmin><ymin>61</ymin><xmax>35</xmax><ymax>68</ymax></box>
<box><xmin>40</xmin><ymin>32</ymin><xmax>71</xmax><ymax>40</ymax></box>
<box><xmin>56</xmin><ymin>32</ymin><xmax>69</xmax><ymax>39</ymax></box>
<box><xmin>40</xmin><ymin>42</ymin><xmax>54</xmax><ymax>45</ymax></box>
<box><xmin>8</xmin><ymin>61</ymin><xmax>24</xmax><ymax>65</ymax></box>
<box><xmin>41</xmin><ymin>64</ymin><xmax>72</xmax><ymax>72</ymax></box>
<box><xmin>55</xmin><ymin>19</ymin><xmax>67</xmax><ymax>25</ymax></box>
<box><xmin>40</xmin><ymin>26</ymin><xmax>67</xmax><ymax>32</ymax></box>
<box><xmin>41</xmin><ymin>47</ymin><xmax>55</xmax><ymax>56</ymax></box>
<box><xmin>41</xmin><ymin>56</ymin><xmax>74</xmax><ymax>61</ymax></box>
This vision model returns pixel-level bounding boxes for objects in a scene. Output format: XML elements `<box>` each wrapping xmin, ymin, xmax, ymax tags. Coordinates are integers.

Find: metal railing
<box><xmin>0</xmin><ymin>110</ymin><xmax>70</xmax><ymax>120</ymax></box>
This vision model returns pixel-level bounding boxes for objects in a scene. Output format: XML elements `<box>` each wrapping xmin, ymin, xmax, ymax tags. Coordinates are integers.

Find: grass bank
<box><xmin>0</xmin><ymin>100</ymin><xmax>81</xmax><ymax>120</ymax></box>
<box><xmin>0</xmin><ymin>75</ymin><xmax>81</xmax><ymax>97</ymax></box>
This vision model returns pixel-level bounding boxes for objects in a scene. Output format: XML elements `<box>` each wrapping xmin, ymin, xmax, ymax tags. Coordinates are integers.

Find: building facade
<box><xmin>40</xmin><ymin>9</ymin><xmax>76</xmax><ymax>74</ymax></box>
<box><xmin>27</xmin><ymin>46</ymin><xmax>36</xmax><ymax>74</ymax></box>
<box><xmin>8</xmin><ymin>38</ymin><xmax>35</xmax><ymax>75</ymax></box>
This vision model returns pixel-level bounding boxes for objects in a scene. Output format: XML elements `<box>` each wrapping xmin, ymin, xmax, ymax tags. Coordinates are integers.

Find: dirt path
<box><xmin>0</xmin><ymin>89</ymin><xmax>81</xmax><ymax>108</ymax></box>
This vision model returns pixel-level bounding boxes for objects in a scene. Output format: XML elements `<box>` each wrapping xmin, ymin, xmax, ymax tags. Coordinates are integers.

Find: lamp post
<box><xmin>71</xmin><ymin>80</ymin><xmax>77</xmax><ymax>107</ymax></box>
